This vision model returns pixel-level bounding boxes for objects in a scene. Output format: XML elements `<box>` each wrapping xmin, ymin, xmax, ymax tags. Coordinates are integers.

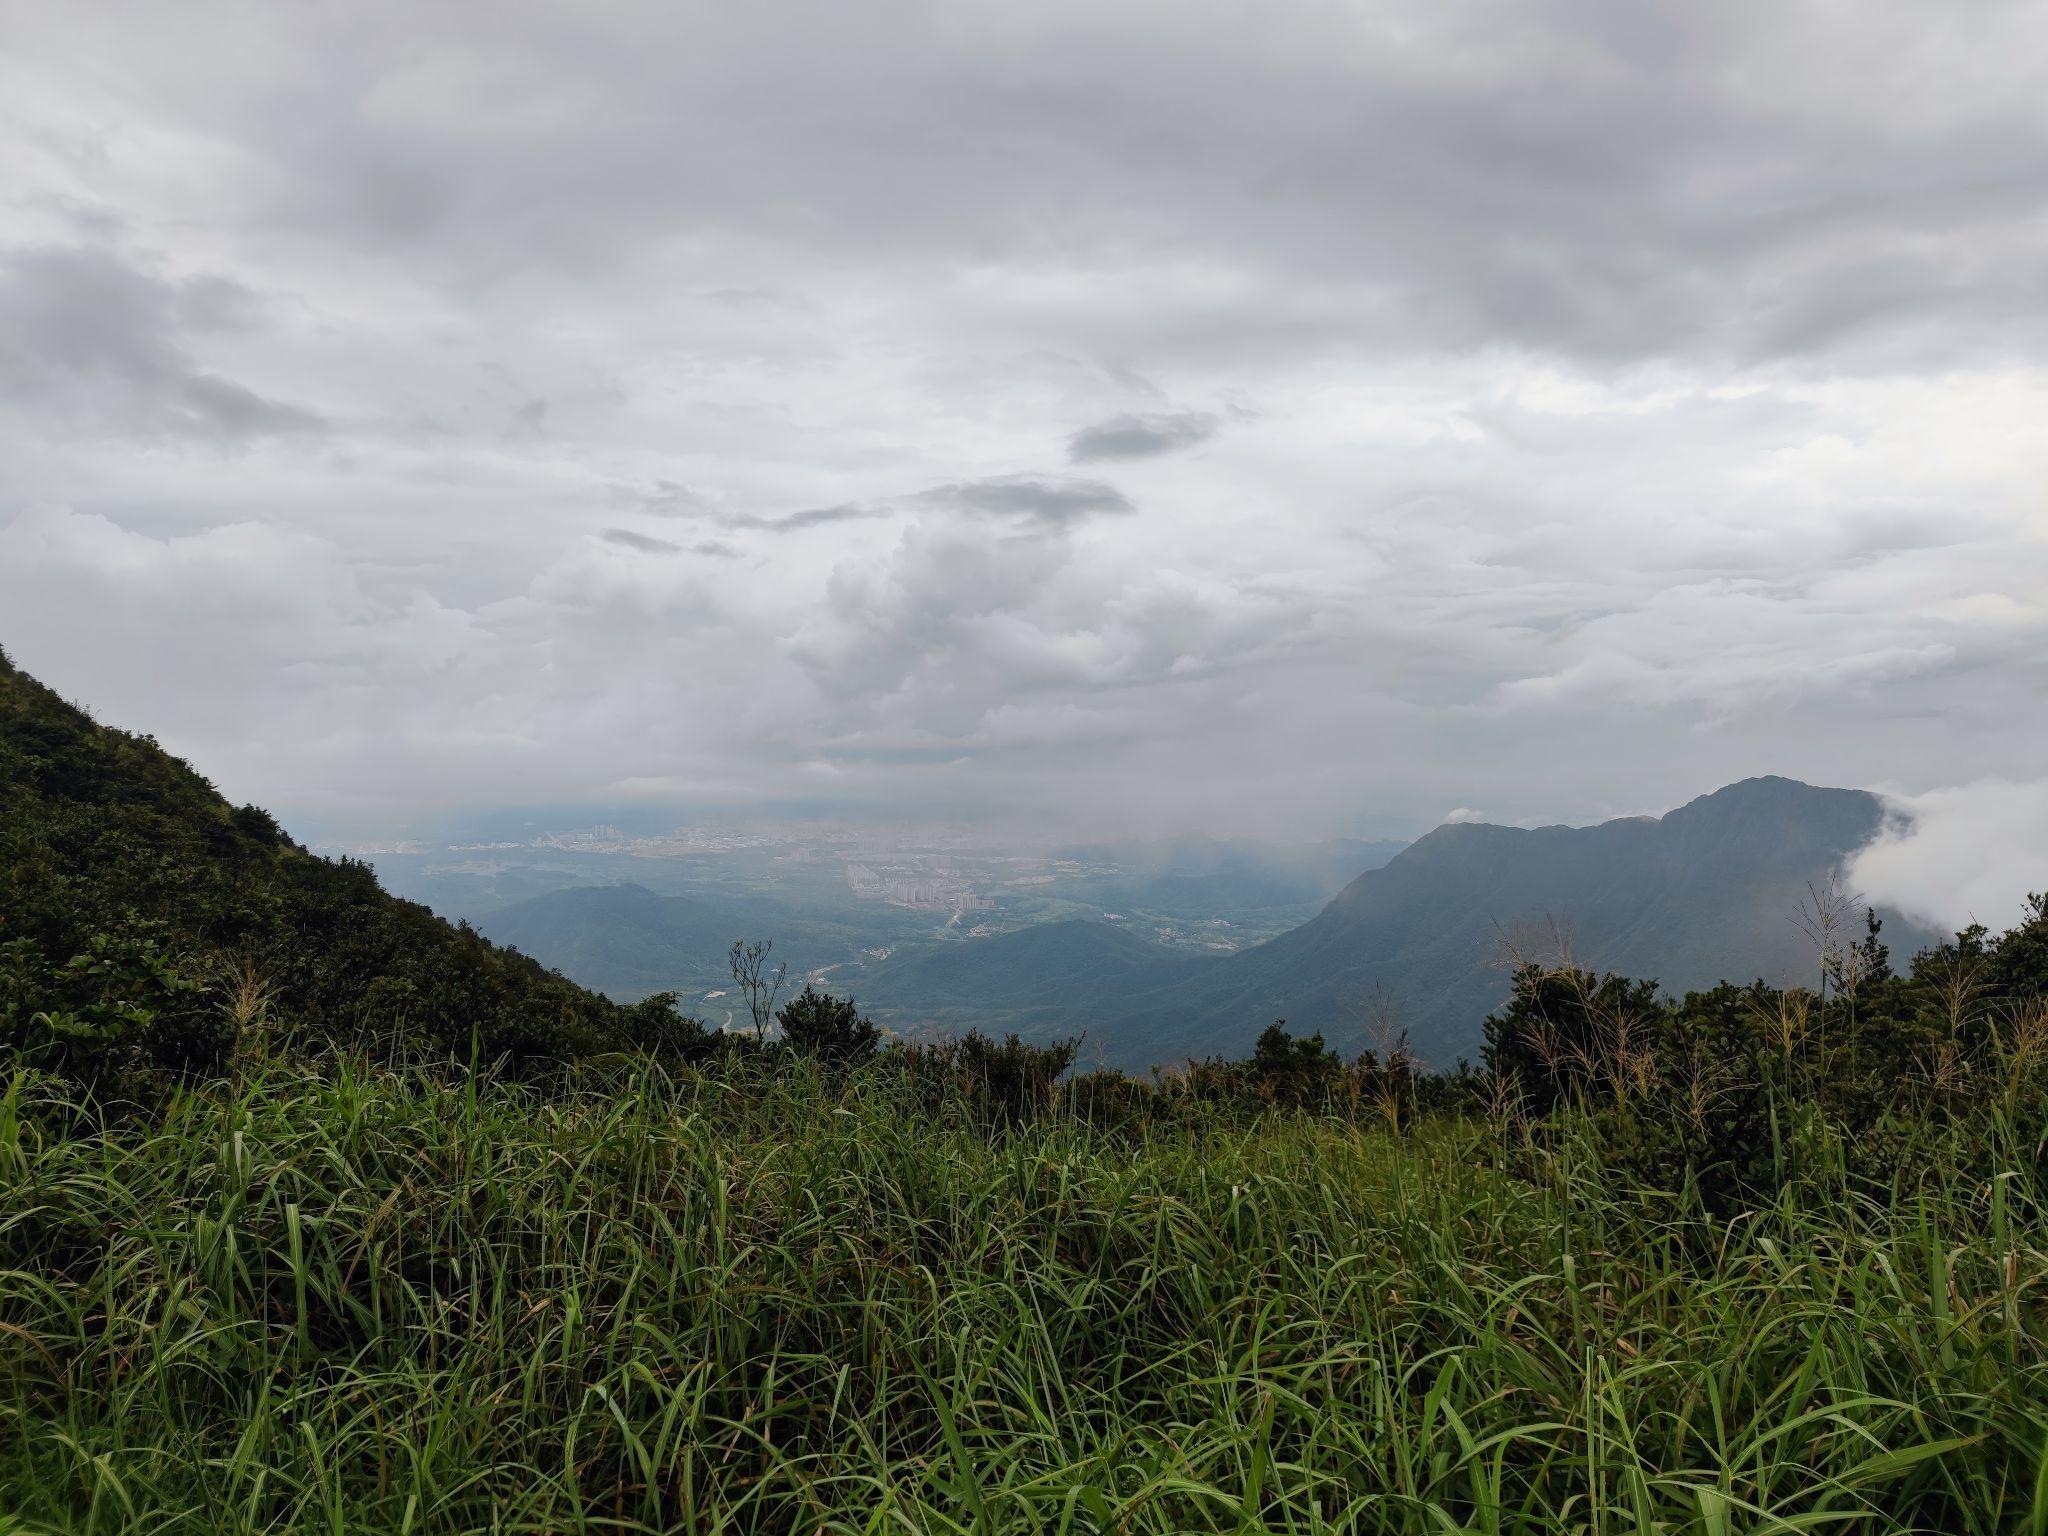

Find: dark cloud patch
<box><xmin>1069</xmin><ymin>410</ymin><xmax>1220</xmax><ymax>461</ymax></box>
<box><xmin>613</xmin><ymin>480</ymin><xmax>719</xmax><ymax>518</ymax></box>
<box><xmin>601</xmin><ymin>527</ymin><xmax>740</xmax><ymax>558</ymax></box>
<box><xmin>0</xmin><ymin>245</ymin><xmax>321</xmax><ymax>439</ymax></box>
<box><xmin>609</xmin><ymin>489</ymin><xmax>894</xmax><ymax>537</ymax></box>
<box><xmin>173</xmin><ymin>375</ymin><xmax>320</xmax><ymax>438</ymax></box>
<box><xmin>768</xmin><ymin>503</ymin><xmax>889</xmax><ymax>532</ymax></box>
<box><xmin>708</xmin><ymin>503</ymin><xmax>896</xmax><ymax>534</ymax></box>
<box><xmin>504</xmin><ymin>398</ymin><xmax>549</xmax><ymax>438</ymax></box>
<box><xmin>912</xmin><ymin>475</ymin><xmax>1135</xmax><ymax>527</ymax></box>
<box><xmin>601</xmin><ymin>527</ymin><xmax>682</xmax><ymax>553</ymax></box>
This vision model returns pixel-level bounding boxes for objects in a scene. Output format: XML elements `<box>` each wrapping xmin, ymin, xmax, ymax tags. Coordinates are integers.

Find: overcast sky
<box><xmin>2</xmin><ymin>1</ymin><xmax>2044</xmax><ymax>916</ymax></box>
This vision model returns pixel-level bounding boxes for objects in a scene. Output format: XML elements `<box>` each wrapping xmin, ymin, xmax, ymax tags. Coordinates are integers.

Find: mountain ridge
<box><xmin>3</xmin><ymin>643</ymin><xmax>1941</xmax><ymax>1078</ymax></box>
<box><xmin>855</xmin><ymin>776</ymin><xmax>1937</xmax><ymax>1072</ymax></box>
<box><xmin>1088</xmin><ymin>774</ymin><xmax>1938</xmax><ymax>1069</ymax></box>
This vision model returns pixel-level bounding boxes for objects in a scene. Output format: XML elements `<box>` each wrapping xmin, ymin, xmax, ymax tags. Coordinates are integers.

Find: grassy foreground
<box><xmin>2</xmin><ymin>1056</ymin><xmax>2045</xmax><ymax>1534</ymax></box>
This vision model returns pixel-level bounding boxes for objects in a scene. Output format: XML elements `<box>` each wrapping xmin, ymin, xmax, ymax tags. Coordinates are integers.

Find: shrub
<box><xmin>775</xmin><ymin>984</ymin><xmax>880</xmax><ymax>1066</ymax></box>
<box><xmin>615</xmin><ymin>990</ymin><xmax>719</xmax><ymax>1062</ymax></box>
<box><xmin>0</xmin><ymin>931</ymin><xmax>221</xmax><ymax>1096</ymax></box>
<box><xmin>942</xmin><ymin>1030</ymin><xmax>1079</xmax><ymax>1122</ymax></box>
<box><xmin>1247</xmin><ymin>1019</ymin><xmax>1341</xmax><ymax>1107</ymax></box>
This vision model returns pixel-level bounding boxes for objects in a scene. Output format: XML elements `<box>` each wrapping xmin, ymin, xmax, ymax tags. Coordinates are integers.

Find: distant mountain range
<box><xmin>0</xmin><ymin>644</ymin><xmax>1949</xmax><ymax>1075</ymax></box>
<box><xmin>459</xmin><ymin>834</ymin><xmax>1407</xmax><ymax>1012</ymax></box>
<box><xmin>852</xmin><ymin>918</ymin><xmax>1221</xmax><ymax>1046</ymax></box>
<box><xmin>479</xmin><ymin>882</ymin><xmax>885</xmax><ymax>1025</ymax></box>
<box><xmin>861</xmin><ymin>777</ymin><xmax>1941</xmax><ymax>1071</ymax></box>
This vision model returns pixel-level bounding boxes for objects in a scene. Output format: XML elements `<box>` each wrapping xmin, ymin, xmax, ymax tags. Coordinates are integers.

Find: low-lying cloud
<box><xmin>1846</xmin><ymin>779</ymin><xmax>2048</xmax><ymax>936</ymax></box>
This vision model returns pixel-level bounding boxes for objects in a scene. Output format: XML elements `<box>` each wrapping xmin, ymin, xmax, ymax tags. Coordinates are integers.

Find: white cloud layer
<box><xmin>0</xmin><ymin>0</ymin><xmax>2044</xmax><ymax>881</ymax></box>
<box><xmin>1847</xmin><ymin>781</ymin><xmax>2048</xmax><ymax>936</ymax></box>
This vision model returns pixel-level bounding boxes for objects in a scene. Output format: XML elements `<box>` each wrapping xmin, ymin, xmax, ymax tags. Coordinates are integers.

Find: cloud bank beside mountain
<box><xmin>1848</xmin><ymin>779</ymin><xmax>2048</xmax><ymax>936</ymax></box>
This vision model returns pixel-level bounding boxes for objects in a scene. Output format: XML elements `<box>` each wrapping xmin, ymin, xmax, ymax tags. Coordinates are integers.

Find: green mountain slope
<box><xmin>1048</xmin><ymin>836</ymin><xmax>1409</xmax><ymax>918</ymax></box>
<box><xmin>474</xmin><ymin>881</ymin><xmax>914</xmax><ymax>1011</ymax></box>
<box><xmin>1089</xmin><ymin>777</ymin><xmax>1942</xmax><ymax>1070</ymax></box>
<box><xmin>478</xmin><ymin>884</ymin><xmax>743</xmax><ymax>999</ymax></box>
<box><xmin>0</xmin><ymin>647</ymin><xmax>627</xmax><ymax>1071</ymax></box>
<box><xmin>855</xmin><ymin>918</ymin><xmax>1221</xmax><ymax>1054</ymax></box>
<box><xmin>855</xmin><ymin>778</ymin><xmax>1943</xmax><ymax>1073</ymax></box>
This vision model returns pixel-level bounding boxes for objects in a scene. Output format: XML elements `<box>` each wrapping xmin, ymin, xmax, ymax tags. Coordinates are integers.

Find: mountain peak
<box><xmin>1085</xmin><ymin>773</ymin><xmax>1933</xmax><ymax>1071</ymax></box>
<box><xmin>1672</xmin><ymin>774</ymin><xmax>1846</xmax><ymax>812</ymax></box>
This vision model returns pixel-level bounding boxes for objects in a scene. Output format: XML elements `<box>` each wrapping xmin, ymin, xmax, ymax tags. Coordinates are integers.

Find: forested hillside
<box><xmin>483</xmin><ymin>882</ymin><xmax>772</xmax><ymax>1001</ymax></box>
<box><xmin>0</xmin><ymin>646</ymin><xmax>663</xmax><ymax>1083</ymax></box>
<box><xmin>1090</xmin><ymin>777</ymin><xmax>1942</xmax><ymax>1067</ymax></box>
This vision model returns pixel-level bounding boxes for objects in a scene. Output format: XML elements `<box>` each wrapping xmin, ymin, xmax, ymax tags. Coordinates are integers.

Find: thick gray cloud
<box><xmin>722</xmin><ymin>504</ymin><xmax>895</xmax><ymax>534</ymax></box>
<box><xmin>0</xmin><ymin>0</ymin><xmax>2043</xmax><ymax>883</ymax></box>
<box><xmin>1069</xmin><ymin>412</ymin><xmax>1221</xmax><ymax>462</ymax></box>
<box><xmin>0</xmin><ymin>246</ymin><xmax>322</xmax><ymax>438</ymax></box>
<box><xmin>600</xmin><ymin>527</ymin><xmax>681</xmax><ymax>554</ymax></box>
<box><xmin>910</xmin><ymin>476</ymin><xmax>1135</xmax><ymax>527</ymax></box>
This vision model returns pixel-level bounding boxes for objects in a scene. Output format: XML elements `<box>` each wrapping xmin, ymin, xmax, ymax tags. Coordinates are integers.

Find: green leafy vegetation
<box><xmin>4</xmin><ymin>1030</ymin><xmax>2047</xmax><ymax>1534</ymax></box>
<box><xmin>0</xmin><ymin>649</ymin><xmax>690</xmax><ymax>1087</ymax></box>
<box><xmin>5</xmin><ymin>647</ymin><xmax>2048</xmax><ymax>1531</ymax></box>
<box><xmin>773</xmin><ymin>983</ymin><xmax>881</xmax><ymax>1066</ymax></box>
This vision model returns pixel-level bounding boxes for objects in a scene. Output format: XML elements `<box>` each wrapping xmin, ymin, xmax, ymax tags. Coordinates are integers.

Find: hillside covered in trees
<box><xmin>0</xmin><ymin>646</ymin><xmax>695</xmax><ymax>1085</ymax></box>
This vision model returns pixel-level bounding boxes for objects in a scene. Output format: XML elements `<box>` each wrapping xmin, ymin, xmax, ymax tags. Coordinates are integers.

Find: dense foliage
<box><xmin>0</xmin><ymin>648</ymin><xmax>670</xmax><ymax>1086</ymax></box>
<box><xmin>1480</xmin><ymin>903</ymin><xmax>2048</xmax><ymax>1205</ymax></box>
<box><xmin>3</xmin><ymin>1050</ymin><xmax>2045</xmax><ymax>1534</ymax></box>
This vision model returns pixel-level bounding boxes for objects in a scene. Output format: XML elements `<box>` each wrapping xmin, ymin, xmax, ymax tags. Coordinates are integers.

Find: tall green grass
<box><xmin>2</xmin><ymin>1056</ymin><xmax>2044</xmax><ymax>1533</ymax></box>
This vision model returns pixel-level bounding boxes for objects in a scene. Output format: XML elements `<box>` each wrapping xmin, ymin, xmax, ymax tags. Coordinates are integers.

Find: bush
<box><xmin>775</xmin><ymin>984</ymin><xmax>879</xmax><ymax>1066</ymax></box>
<box><xmin>1247</xmin><ymin>1020</ymin><xmax>1341</xmax><ymax>1108</ymax></box>
<box><xmin>905</xmin><ymin>1029</ymin><xmax>1080</xmax><ymax>1123</ymax></box>
<box><xmin>0</xmin><ymin>932</ymin><xmax>222</xmax><ymax>1096</ymax></box>
<box><xmin>615</xmin><ymin>990</ymin><xmax>719</xmax><ymax>1062</ymax></box>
